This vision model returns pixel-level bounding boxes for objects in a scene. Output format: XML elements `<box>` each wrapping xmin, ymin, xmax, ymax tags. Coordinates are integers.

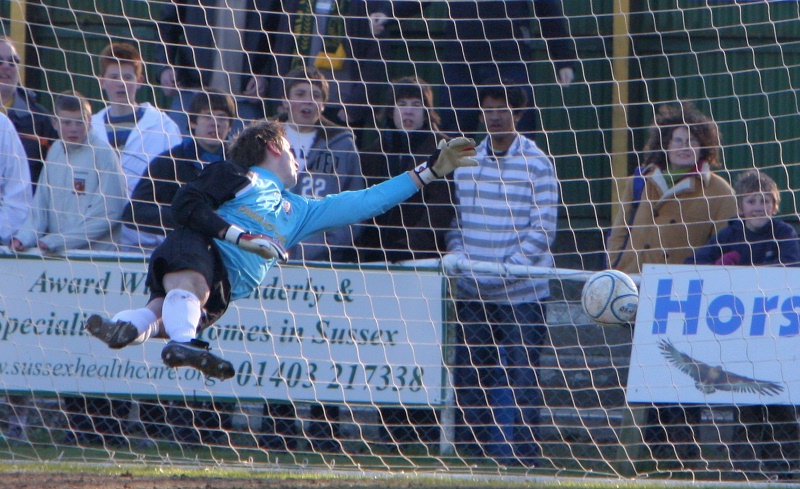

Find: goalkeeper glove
<box><xmin>225</xmin><ymin>225</ymin><xmax>288</xmax><ymax>262</ymax></box>
<box><xmin>414</xmin><ymin>137</ymin><xmax>478</xmax><ymax>185</ymax></box>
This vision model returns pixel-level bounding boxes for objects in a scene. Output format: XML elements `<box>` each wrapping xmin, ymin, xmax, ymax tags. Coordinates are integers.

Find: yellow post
<box><xmin>610</xmin><ymin>0</ymin><xmax>631</xmax><ymax>223</ymax></box>
<box><xmin>611</xmin><ymin>1</ymin><xmax>645</xmax><ymax>476</ymax></box>
<box><xmin>8</xmin><ymin>0</ymin><xmax>27</xmax><ymax>84</ymax></box>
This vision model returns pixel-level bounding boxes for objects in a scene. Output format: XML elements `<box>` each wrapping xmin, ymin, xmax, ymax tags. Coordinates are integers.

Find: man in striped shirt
<box><xmin>444</xmin><ymin>82</ymin><xmax>559</xmax><ymax>468</ymax></box>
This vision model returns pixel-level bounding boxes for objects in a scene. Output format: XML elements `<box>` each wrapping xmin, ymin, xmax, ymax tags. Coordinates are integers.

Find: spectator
<box><xmin>688</xmin><ymin>169</ymin><xmax>800</xmax><ymax>267</ymax></box>
<box><xmin>606</xmin><ymin>102</ymin><xmax>738</xmax><ymax>274</ymax></box>
<box><xmin>262</xmin><ymin>0</ymin><xmax>401</xmax><ymax>132</ymax></box>
<box><xmin>259</xmin><ymin>66</ymin><xmax>365</xmax><ymax>455</ymax></box>
<box><xmin>153</xmin><ymin>0</ymin><xmax>271</xmax><ymax>134</ymax></box>
<box><xmin>9</xmin><ymin>90</ymin><xmax>127</xmax><ymax>447</ymax></box>
<box><xmin>358</xmin><ymin>76</ymin><xmax>455</xmax><ymax>265</ymax></box>
<box><xmin>0</xmin><ymin>111</ymin><xmax>31</xmax><ymax>443</ymax></box>
<box><xmin>358</xmin><ymin>76</ymin><xmax>452</xmax><ymax>448</ymax></box>
<box><xmin>90</xmin><ymin>42</ymin><xmax>183</xmax><ymax>251</ymax></box>
<box><xmin>607</xmin><ymin>102</ymin><xmax>737</xmax><ymax>462</ymax></box>
<box><xmin>279</xmin><ymin>66</ymin><xmax>365</xmax><ymax>264</ymax></box>
<box><xmin>124</xmin><ymin>89</ymin><xmax>238</xmax><ymax>446</ymax></box>
<box><xmin>123</xmin><ymin>89</ymin><xmax>235</xmax><ymax>238</ymax></box>
<box><xmin>443</xmin><ymin>82</ymin><xmax>559</xmax><ymax>467</ymax></box>
<box><xmin>436</xmin><ymin>0</ymin><xmax>577</xmax><ymax>137</ymax></box>
<box><xmin>0</xmin><ymin>111</ymin><xmax>31</xmax><ymax>246</ymax></box>
<box><xmin>11</xmin><ymin>90</ymin><xmax>127</xmax><ymax>254</ymax></box>
<box><xmin>0</xmin><ymin>36</ymin><xmax>57</xmax><ymax>192</ymax></box>
<box><xmin>689</xmin><ymin>169</ymin><xmax>799</xmax><ymax>476</ymax></box>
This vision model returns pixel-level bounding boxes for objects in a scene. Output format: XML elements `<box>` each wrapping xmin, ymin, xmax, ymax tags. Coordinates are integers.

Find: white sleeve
<box><xmin>0</xmin><ymin>118</ymin><xmax>32</xmax><ymax>245</ymax></box>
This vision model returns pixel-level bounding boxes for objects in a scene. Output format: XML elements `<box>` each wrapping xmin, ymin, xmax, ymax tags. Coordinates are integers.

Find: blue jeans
<box><xmin>452</xmin><ymin>300</ymin><xmax>546</xmax><ymax>460</ymax></box>
<box><xmin>438</xmin><ymin>62</ymin><xmax>538</xmax><ymax>138</ymax></box>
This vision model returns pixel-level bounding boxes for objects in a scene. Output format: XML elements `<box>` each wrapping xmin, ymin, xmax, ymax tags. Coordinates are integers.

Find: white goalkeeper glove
<box><xmin>414</xmin><ymin>137</ymin><xmax>478</xmax><ymax>185</ymax></box>
<box><xmin>225</xmin><ymin>225</ymin><xmax>288</xmax><ymax>262</ymax></box>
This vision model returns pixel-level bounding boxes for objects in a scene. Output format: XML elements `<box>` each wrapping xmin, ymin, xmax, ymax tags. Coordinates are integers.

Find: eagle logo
<box><xmin>658</xmin><ymin>339</ymin><xmax>783</xmax><ymax>396</ymax></box>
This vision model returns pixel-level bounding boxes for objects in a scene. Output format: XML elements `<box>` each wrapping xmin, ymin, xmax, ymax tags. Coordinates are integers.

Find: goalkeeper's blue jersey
<box><xmin>214</xmin><ymin>166</ymin><xmax>418</xmax><ymax>300</ymax></box>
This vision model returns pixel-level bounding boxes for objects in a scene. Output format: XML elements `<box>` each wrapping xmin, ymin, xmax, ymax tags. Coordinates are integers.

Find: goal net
<box><xmin>0</xmin><ymin>0</ymin><xmax>798</xmax><ymax>481</ymax></box>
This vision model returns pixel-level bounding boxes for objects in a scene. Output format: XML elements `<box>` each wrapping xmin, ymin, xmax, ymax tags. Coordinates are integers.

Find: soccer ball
<box><xmin>581</xmin><ymin>269</ymin><xmax>639</xmax><ymax>326</ymax></box>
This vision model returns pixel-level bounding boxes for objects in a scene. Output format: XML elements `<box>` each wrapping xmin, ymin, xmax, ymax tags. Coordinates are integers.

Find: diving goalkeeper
<box><xmin>87</xmin><ymin>119</ymin><xmax>477</xmax><ymax>380</ymax></box>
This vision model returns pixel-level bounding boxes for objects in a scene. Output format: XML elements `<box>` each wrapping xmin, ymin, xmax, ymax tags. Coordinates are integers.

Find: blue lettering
<box><xmin>750</xmin><ymin>295</ymin><xmax>779</xmax><ymax>336</ymax></box>
<box><xmin>779</xmin><ymin>296</ymin><xmax>800</xmax><ymax>337</ymax></box>
<box><xmin>652</xmin><ymin>279</ymin><xmax>703</xmax><ymax>334</ymax></box>
<box><xmin>706</xmin><ymin>294</ymin><xmax>744</xmax><ymax>335</ymax></box>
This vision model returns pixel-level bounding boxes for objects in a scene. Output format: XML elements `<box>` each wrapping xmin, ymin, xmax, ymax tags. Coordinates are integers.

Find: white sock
<box><xmin>162</xmin><ymin>289</ymin><xmax>202</xmax><ymax>343</ymax></box>
<box><xmin>129</xmin><ymin>322</ymin><xmax>160</xmax><ymax>346</ymax></box>
<box><xmin>113</xmin><ymin>308</ymin><xmax>157</xmax><ymax>335</ymax></box>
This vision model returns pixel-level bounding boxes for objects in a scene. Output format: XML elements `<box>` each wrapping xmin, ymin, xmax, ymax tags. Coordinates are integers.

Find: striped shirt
<box><xmin>447</xmin><ymin>134</ymin><xmax>559</xmax><ymax>303</ymax></box>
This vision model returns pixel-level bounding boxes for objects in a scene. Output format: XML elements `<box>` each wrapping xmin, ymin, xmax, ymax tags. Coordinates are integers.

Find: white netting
<box><xmin>0</xmin><ymin>0</ymin><xmax>797</xmax><ymax>482</ymax></box>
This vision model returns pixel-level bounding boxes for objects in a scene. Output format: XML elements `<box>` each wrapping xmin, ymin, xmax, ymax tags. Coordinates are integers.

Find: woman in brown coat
<box><xmin>607</xmin><ymin>102</ymin><xmax>738</xmax><ymax>273</ymax></box>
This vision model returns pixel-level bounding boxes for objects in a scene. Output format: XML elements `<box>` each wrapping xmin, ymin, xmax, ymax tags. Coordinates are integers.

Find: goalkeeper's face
<box><xmin>266</xmin><ymin>136</ymin><xmax>299</xmax><ymax>188</ymax></box>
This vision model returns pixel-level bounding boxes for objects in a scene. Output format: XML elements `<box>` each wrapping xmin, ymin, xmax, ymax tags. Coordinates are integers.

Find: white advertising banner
<box><xmin>0</xmin><ymin>256</ymin><xmax>446</xmax><ymax>405</ymax></box>
<box><xmin>626</xmin><ymin>264</ymin><xmax>800</xmax><ymax>405</ymax></box>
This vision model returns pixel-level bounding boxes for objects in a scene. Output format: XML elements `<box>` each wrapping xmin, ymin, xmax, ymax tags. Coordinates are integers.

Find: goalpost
<box><xmin>0</xmin><ymin>0</ymin><xmax>799</xmax><ymax>482</ymax></box>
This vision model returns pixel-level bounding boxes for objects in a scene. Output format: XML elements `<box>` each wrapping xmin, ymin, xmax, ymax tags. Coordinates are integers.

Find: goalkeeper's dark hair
<box><xmin>228</xmin><ymin>119</ymin><xmax>285</xmax><ymax>169</ymax></box>
<box><xmin>644</xmin><ymin>102</ymin><xmax>721</xmax><ymax>170</ymax></box>
<box><xmin>734</xmin><ymin>169</ymin><xmax>780</xmax><ymax>212</ymax></box>
<box><xmin>478</xmin><ymin>79</ymin><xmax>529</xmax><ymax>111</ymax></box>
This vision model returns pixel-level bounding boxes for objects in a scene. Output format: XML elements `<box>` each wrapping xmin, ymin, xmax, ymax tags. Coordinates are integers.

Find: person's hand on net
<box><xmin>441</xmin><ymin>253</ymin><xmax>467</xmax><ymax>275</ymax></box>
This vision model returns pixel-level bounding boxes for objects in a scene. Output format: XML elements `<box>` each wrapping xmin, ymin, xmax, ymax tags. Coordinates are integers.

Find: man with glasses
<box><xmin>0</xmin><ymin>37</ymin><xmax>57</xmax><ymax>192</ymax></box>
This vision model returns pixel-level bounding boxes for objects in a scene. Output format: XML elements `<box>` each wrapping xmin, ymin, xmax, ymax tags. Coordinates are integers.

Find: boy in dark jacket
<box><xmin>123</xmin><ymin>90</ymin><xmax>236</xmax><ymax>238</ymax></box>
<box><xmin>688</xmin><ymin>169</ymin><xmax>800</xmax><ymax>266</ymax></box>
<box><xmin>688</xmin><ymin>169</ymin><xmax>800</xmax><ymax>476</ymax></box>
<box><xmin>358</xmin><ymin>76</ymin><xmax>454</xmax><ymax>264</ymax></box>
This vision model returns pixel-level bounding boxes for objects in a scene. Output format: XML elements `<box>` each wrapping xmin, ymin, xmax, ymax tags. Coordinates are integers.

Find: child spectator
<box><xmin>123</xmin><ymin>89</ymin><xmax>235</xmax><ymax>238</ymax></box>
<box><xmin>260</xmin><ymin>66</ymin><xmax>365</xmax><ymax>454</ymax></box>
<box><xmin>359</xmin><ymin>77</ymin><xmax>454</xmax><ymax>447</ymax></box>
<box><xmin>688</xmin><ymin>169</ymin><xmax>799</xmax><ymax>477</ymax></box>
<box><xmin>688</xmin><ymin>169</ymin><xmax>800</xmax><ymax>266</ymax></box>
<box><xmin>278</xmin><ymin>66</ymin><xmax>365</xmax><ymax>264</ymax></box>
<box><xmin>358</xmin><ymin>76</ymin><xmax>455</xmax><ymax>265</ymax></box>
<box><xmin>8</xmin><ymin>90</ymin><xmax>127</xmax><ymax>447</ymax></box>
<box><xmin>11</xmin><ymin>90</ymin><xmax>127</xmax><ymax>254</ymax></box>
<box><xmin>90</xmin><ymin>42</ymin><xmax>182</xmax><ymax>250</ymax></box>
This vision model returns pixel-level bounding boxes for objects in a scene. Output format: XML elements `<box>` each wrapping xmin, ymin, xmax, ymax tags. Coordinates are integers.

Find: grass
<box><xmin>0</xmin><ymin>427</ymin><xmax>787</xmax><ymax>488</ymax></box>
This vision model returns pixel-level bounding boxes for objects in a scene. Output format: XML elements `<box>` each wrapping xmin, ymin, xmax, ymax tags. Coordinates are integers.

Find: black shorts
<box><xmin>146</xmin><ymin>227</ymin><xmax>231</xmax><ymax>331</ymax></box>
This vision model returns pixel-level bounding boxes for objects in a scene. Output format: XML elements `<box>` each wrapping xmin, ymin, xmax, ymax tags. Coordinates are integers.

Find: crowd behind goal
<box><xmin>0</xmin><ymin>0</ymin><xmax>797</xmax><ymax>480</ymax></box>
